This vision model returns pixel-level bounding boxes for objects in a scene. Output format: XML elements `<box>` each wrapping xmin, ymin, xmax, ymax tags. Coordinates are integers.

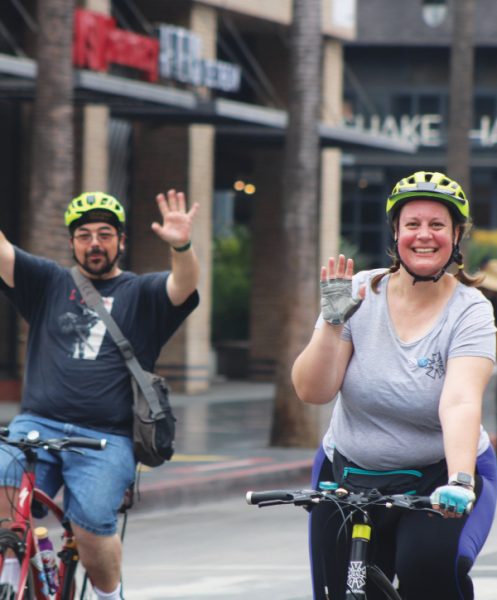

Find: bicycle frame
<box><xmin>0</xmin><ymin>436</ymin><xmax>93</xmax><ymax>600</ymax></box>
<box><xmin>0</xmin><ymin>430</ymin><xmax>133</xmax><ymax>600</ymax></box>
<box><xmin>345</xmin><ymin>522</ymin><xmax>371</xmax><ymax>599</ymax></box>
<box><xmin>0</xmin><ymin>450</ymin><xmax>79</xmax><ymax>600</ymax></box>
<box><xmin>246</xmin><ymin>487</ymin><xmax>435</xmax><ymax>600</ymax></box>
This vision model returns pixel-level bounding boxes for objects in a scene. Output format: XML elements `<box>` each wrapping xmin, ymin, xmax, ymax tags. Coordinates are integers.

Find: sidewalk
<box><xmin>132</xmin><ymin>381</ymin><xmax>315</xmax><ymax>512</ymax></box>
<box><xmin>133</xmin><ymin>372</ymin><xmax>497</xmax><ymax>512</ymax></box>
<box><xmin>0</xmin><ymin>381</ymin><xmax>316</xmax><ymax>512</ymax></box>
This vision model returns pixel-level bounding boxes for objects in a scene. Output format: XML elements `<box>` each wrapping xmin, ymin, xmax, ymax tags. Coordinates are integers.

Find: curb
<box><xmin>131</xmin><ymin>459</ymin><xmax>313</xmax><ymax>512</ymax></box>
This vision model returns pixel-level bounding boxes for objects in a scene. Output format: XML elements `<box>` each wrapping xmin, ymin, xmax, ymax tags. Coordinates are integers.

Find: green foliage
<box><xmin>210</xmin><ymin>232</ymin><xmax>368</xmax><ymax>343</ymax></box>
<box><xmin>211</xmin><ymin>226</ymin><xmax>251</xmax><ymax>342</ymax></box>
<box><xmin>465</xmin><ymin>238</ymin><xmax>497</xmax><ymax>273</ymax></box>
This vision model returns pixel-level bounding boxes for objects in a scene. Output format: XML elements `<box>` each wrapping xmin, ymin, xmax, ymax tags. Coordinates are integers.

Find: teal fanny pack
<box><xmin>332</xmin><ymin>448</ymin><xmax>446</xmax><ymax>495</ymax></box>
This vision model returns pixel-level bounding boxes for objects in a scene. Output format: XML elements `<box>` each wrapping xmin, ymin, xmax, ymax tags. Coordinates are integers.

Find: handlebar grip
<box><xmin>64</xmin><ymin>437</ymin><xmax>107</xmax><ymax>450</ymax></box>
<box><xmin>246</xmin><ymin>490</ymin><xmax>296</xmax><ymax>505</ymax></box>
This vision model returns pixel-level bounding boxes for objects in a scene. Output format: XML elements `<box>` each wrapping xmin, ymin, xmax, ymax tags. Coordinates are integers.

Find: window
<box><xmin>391</xmin><ymin>95</ymin><xmax>412</xmax><ymax>119</ymax></box>
<box><xmin>418</xmin><ymin>95</ymin><xmax>440</xmax><ymax>115</ymax></box>
<box><xmin>473</xmin><ymin>96</ymin><xmax>495</xmax><ymax>128</ymax></box>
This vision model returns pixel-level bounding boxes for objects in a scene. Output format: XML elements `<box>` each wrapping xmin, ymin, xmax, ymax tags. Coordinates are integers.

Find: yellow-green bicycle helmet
<box><xmin>386</xmin><ymin>171</ymin><xmax>469</xmax><ymax>223</ymax></box>
<box><xmin>64</xmin><ymin>192</ymin><xmax>126</xmax><ymax>231</ymax></box>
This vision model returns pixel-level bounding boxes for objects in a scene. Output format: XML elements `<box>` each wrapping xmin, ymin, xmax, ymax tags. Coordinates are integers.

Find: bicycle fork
<box><xmin>345</xmin><ymin>523</ymin><xmax>371</xmax><ymax>598</ymax></box>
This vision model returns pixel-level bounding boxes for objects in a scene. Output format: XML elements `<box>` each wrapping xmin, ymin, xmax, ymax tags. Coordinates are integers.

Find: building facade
<box><xmin>341</xmin><ymin>0</ymin><xmax>497</xmax><ymax>268</ymax></box>
<box><xmin>0</xmin><ymin>0</ymin><xmax>413</xmax><ymax>398</ymax></box>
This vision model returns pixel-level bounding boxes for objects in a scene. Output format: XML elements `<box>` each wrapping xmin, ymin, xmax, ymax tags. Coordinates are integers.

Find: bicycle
<box><xmin>246</xmin><ymin>484</ymin><xmax>443</xmax><ymax>600</ymax></box>
<box><xmin>0</xmin><ymin>426</ymin><xmax>108</xmax><ymax>600</ymax></box>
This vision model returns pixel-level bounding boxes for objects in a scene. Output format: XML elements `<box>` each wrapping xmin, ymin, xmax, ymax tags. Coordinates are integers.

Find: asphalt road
<box><xmin>121</xmin><ymin>496</ymin><xmax>311</xmax><ymax>600</ymax></box>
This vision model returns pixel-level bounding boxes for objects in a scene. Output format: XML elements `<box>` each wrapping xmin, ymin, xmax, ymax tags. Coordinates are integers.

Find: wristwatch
<box><xmin>448</xmin><ymin>472</ymin><xmax>475</xmax><ymax>489</ymax></box>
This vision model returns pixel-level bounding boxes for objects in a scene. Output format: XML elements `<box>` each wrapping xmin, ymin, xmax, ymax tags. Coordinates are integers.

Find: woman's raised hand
<box><xmin>320</xmin><ymin>254</ymin><xmax>365</xmax><ymax>325</ymax></box>
<box><xmin>320</xmin><ymin>254</ymin><xmax>355</xmax><ymax>283</ymax></box>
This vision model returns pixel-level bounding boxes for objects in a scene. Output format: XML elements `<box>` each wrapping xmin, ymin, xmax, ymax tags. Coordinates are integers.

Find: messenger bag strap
<box><xmin>70</xmin><ymin>266</ymin><xmax>163</xmax><ymax>418</ymax></box>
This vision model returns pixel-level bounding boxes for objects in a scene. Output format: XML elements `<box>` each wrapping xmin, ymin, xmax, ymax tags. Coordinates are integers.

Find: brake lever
<box><xmin>387</xmin><ymin>495</ymin><xmax>442</xmax><ymax>517</ymax></box>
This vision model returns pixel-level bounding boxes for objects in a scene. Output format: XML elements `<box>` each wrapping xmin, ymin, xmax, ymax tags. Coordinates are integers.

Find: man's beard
<box><xmin>75</xmin><ymin>248</ymin><xmax>119</xmax><ymax>277</ymax></box>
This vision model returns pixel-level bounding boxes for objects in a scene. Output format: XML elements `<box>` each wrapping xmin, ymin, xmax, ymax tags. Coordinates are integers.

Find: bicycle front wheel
<box><xmin>366</xmin><ymin>564</ymin><xmax>402</xmax><ymax>600</ymax></box>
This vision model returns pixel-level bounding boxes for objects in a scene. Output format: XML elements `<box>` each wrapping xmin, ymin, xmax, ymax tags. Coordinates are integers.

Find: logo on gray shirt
<box><xmin>417</xmin><ymin>352</ymin><xmax>445</xmax><ymax>379</ymax></box>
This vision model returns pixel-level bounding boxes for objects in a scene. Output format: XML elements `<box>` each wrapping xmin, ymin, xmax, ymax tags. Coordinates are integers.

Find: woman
<box><xmin>292</xmin><ymin>171</ymin><xmax>497</xmax><ymax>600</ymax></box>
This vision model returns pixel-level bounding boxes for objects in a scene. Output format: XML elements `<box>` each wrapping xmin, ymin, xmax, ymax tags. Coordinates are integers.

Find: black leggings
<box><xmin>309</xmin><ymin>445</ymin><xmax>497</xmax><ymax>600</ymax></box>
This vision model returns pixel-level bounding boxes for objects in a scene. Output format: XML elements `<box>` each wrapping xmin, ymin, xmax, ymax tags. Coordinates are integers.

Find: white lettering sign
<box><xmin>344</xmin><ymin>114</ymin><xmax>497</xmax><ymax>148</ymax></box>
<box><xmin>158</xmin><ymin>25</ymin><xmax>241</xmax><ymax>93</ymax></box>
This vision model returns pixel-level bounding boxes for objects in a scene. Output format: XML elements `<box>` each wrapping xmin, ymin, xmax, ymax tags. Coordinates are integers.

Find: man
<box><xmin>0</xmin><ymin>189</ymin><xmax>200</xmax><ymax>599</ymax></box>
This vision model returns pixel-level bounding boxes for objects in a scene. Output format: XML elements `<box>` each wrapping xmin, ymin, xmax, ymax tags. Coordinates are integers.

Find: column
<box><xmin>320</xmin><ymin>39</ymin><xmax>343</xmax><ymax>269</ymax></box>
<box><xmin>80</xmin><ymin>0</ymin><xmax>110</xmax><ymax>191</ymax></box>
<box><xmin>317</xmin><ymin>38</ymin><xmax>344</xmax><ymax>437</ymax></box>
<box><xmin>129</xmin><ymin>2</ymin><xmax>217</xmax><ymax>393</ymax></box>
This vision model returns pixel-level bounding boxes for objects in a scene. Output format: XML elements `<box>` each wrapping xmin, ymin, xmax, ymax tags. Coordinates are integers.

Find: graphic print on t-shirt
<box><xmin>418</xmin><ymin>351</ymin><xmax>445</xmax><ymax>379</ymax></box>
<box><xmin>58</xmin><ymin>296</ymin><xmax>114</xmax><ymax>360</ymax></box>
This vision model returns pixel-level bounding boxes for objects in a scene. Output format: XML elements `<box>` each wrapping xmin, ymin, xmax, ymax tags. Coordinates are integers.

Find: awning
<box><xmin>0</xmin><ymin>53</ymin><xmax>416</xmax><ymax>153</ymax></box>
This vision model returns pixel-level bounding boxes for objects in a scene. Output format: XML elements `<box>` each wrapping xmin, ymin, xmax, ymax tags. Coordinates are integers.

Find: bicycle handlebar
<box><xmin>246</xmin><ymin>490</ymin><xmax>300</xmax><ymax>505</ymax></box>
<box><xmin>57</xmin><ymin>437</ymin><xmax>107</xmax><ymax>450</ymax></box>
<box><xmin>246</xmin><ymin>487</ymin><xmax>433</xmax><ymax>511</ymax></box>
<box><xmin>0</xmin><ymin>429</ymin><xmax>107</xmax><ymax>452</ymax></box>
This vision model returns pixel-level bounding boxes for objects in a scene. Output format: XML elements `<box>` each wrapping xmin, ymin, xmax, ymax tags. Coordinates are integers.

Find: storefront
<box><xmin>0</xmin><ymin>0</ymin><xmax>413</xmax><ymax>396</ymax></box>
<box><xmin>341</xmin><ymin>0</ymin><xmax>497</xmax><ymax>268</ymax></box>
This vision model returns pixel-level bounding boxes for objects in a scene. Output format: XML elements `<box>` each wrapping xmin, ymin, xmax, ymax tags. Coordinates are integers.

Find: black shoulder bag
<box><xmin>71</xmin><ymin>267</ymin><xmax>176</xmax><ymax>467</ymax></box>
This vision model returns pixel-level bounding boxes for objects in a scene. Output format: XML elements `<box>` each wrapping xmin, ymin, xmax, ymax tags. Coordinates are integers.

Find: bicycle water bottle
<box><xmin>30</xmin><ymin>551</ymin><xmax>50</xmax><ymax>597</ymax></box>
<box><xmin>35</xmin><ymin>526</ymin><xmax>59</xmax><ymax>594</ymax></box>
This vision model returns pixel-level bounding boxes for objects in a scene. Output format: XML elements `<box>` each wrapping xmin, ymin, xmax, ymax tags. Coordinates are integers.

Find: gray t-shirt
<box><xmin>320</xmin><ymin>270</ymin><xmax>496</xmax><ymax>470</ymax></box>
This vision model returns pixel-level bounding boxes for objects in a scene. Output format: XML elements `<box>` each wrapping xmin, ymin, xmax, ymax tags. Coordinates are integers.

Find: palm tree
<box><xmin>447</xmin><ymin>0</ymin><xmax>475</xmax><ymax>193</ymax></box>
<box><xmin>27</xmin><ymin>0</ymin><xmax>75</xmax><ymax>262</ymax></box>
<box><xmin>270</xmin><ymin>0</ymin><xmax>322</xmax><ymax>447</ymax></box>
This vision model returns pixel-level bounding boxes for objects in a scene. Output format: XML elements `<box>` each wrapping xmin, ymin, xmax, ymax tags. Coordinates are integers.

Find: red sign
<box><xmin>73</xmin><ymin>9</ymin><xmax>159</xmax><ymax>82</ymax></box>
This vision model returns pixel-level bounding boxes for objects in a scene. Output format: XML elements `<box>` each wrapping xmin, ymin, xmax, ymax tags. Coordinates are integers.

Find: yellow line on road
<box><xmin>172</xmin><ymin>454</ymin><xmax>231</xmax><ymax>462</ymax></box>
<box><xmin>136</xmin><ymin>454</ymin><xmax>232</xmax><ymax>472</ymax></box>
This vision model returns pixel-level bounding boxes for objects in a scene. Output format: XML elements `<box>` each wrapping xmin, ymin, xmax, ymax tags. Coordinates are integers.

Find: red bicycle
<box><xmin>0</xmin><ymin>426</ymin><xmax>107</xmax><ymax>599</ymax></box>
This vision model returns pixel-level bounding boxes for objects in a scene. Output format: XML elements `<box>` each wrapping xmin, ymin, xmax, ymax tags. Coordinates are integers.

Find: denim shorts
<box><xmin>0</xmin><ymin>414</ymin><xmax>136</xmax><ymax>536</ymax></box>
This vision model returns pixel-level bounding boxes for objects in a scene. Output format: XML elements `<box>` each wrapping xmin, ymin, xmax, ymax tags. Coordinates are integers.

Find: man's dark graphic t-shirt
<box><xmin>0</xmin><ymin>248</ymin><xmax>199</xmax><ymax>435</ymax></box>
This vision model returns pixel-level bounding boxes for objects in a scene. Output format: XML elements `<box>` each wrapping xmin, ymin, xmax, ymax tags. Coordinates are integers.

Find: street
<box><xmin>33</xmin><ymin>378</ymin><xmax>497</xmax><ymax>600</ymax></box>
<box><xmin>121</xmin><ymin>497</ymin><xmax>310</xmax><ymax>600</ymax></box>
<box><xmin>119</xmin><ymin>496</ymin><xmax>497</xmax><ymax>600</ymax></box>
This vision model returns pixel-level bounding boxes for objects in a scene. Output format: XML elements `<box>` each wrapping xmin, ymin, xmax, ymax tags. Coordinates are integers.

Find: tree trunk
<box><xmin>270</xmin><ymin>0</ymin><xmax>322</xmax><ymax>447</ymax></box>
<box><xmin>447</xmin><ymin>0</ymin><xmax>475</xmax><ymax>193</ymax></box>
<box><xmin>28</xmin><ymin>0</ymin><xmax>75</xmax><ymax>262</ymax></box>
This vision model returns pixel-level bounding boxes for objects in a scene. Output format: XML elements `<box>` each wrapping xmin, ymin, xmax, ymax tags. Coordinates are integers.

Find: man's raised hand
<box><xmin>151</xmin><ymin>189</ymin><xmax>199</xmax><ymax>248</ymax></box>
